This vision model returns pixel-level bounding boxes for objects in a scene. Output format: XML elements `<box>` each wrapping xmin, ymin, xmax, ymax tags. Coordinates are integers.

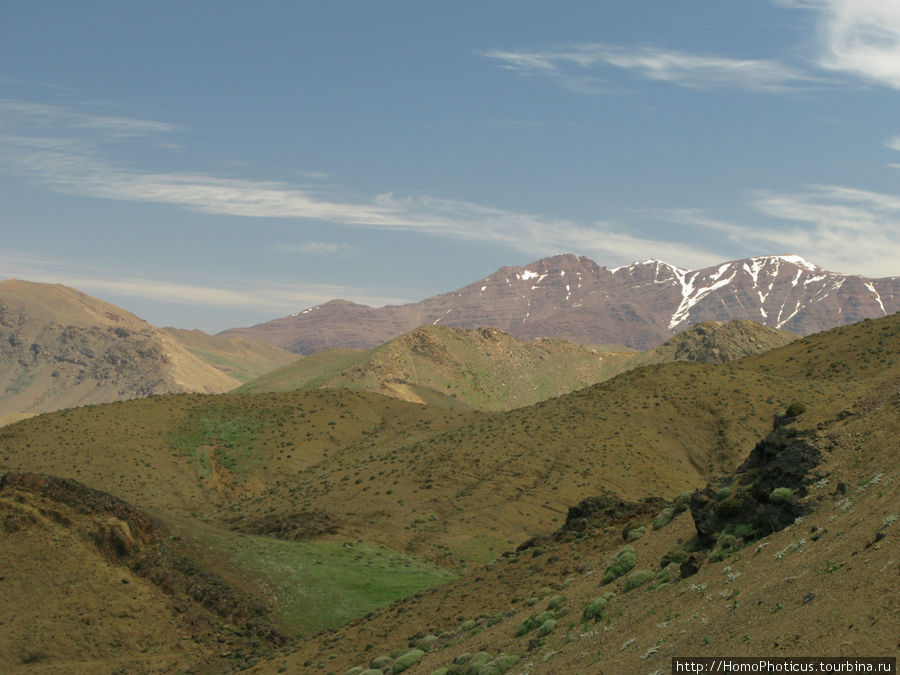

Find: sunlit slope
<box><xmin>0</xmin><ymin>279</ymin><xmax>239</xmax><ymax>414</ymax></box>
<box><xmin>251</xmin><ymin>314</ymin><xmax>900</xmax><ymax>675</ymax></box>
<box><xmin>238</xmin><ymin>324</ymin><xmax>634</xmax><ymax>410</ymax></box>
<box><xmin>162</xmin><ymin>327</ymin><xmax>300</xmax><ymax>383</ymax></box>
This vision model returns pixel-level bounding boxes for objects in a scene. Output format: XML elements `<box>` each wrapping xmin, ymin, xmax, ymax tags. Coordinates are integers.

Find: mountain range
<box><xmin>220</xmin><ymin>253</ymin><xmax>898</xmax><ymax>353</ymax></box>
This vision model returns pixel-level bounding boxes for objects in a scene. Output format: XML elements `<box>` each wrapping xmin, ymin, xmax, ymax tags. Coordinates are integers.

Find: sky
<box><xmin>1</xmin><ymin>0</ymin><xmax>899</xmax><ymax>332</ymax></box>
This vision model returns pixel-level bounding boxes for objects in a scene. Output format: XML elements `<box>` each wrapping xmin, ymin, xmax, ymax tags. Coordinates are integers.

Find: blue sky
<box><xmin>2</xmin><ymin>0</ymin><xmax>899</xmax><ymax>332</ymax></box>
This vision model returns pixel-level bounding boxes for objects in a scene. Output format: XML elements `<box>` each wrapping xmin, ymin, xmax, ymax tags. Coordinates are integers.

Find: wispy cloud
<box><xmin>775</xmin><ymin>0</ymin><xmax>900</xmax><ymax>89</ymax></box>
<box><xmin>0</xmin><ymin>100</ymin><xmax>728</xmax><ymax>270</ymax></box>
<box><xmin>0</xmin><ymin>98</ymin><xmax>182</xmax><ymax>137</ymax></box>
<box><xmin>274</xmin><ymin>241</ymin><xmax>354</xmax><ymax>257</ymax></box>
<box><xmin>0</xmin><ymin>251</ymin><xmax>410</xmax><ymax>312</ymax></box>
<box><xmin>482</xmin><ymin>43</ymin><xmax>818</xmax><ymax>93</ymax></box>
<box><xmin>656</xmin><ymin>186</ymin><xmax>900</xmax><ymax>277</ymax></box>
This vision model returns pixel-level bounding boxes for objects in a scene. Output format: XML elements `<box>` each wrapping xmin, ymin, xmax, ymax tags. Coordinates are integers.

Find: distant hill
<box><xmin>161</xmin><ymin>327</ymin><xmax>298</xmax><ymax>383</ymax></box>
<box><xmin>238</xmin><ymin>324</ymin><xmax>634</xmax><ymax>410</ymax></box>
<box><xmin>0</xmin><ymin>280</ymin><xmax>291</xmax><ymax>414</ymax></box>
<box><xmin>219</xmin><ymin>253</ymin><xmax>898</xmax><ymax>353</ymax></box>
<box><xmin>625</xmin><ymin>319</ymin><xmax>797</xmax><ymax>368</ymax></box>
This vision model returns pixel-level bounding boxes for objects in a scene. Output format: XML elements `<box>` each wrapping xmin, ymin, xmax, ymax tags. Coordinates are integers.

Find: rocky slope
<box><xmin>0</xmin><ymin>280</ymin><xmax>241</xmax><ymax>414</ymax></box>
<box><xmin>220</xmin><ymin>253</ymin><xmax>898</xmax><ymax>353</ymax></box>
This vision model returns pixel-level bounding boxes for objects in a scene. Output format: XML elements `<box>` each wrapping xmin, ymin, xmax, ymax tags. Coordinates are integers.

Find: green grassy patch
<box><xmin>187</xmin><ymin>527</ymin><xmax>454</xmax><ymax>636</ymax></box>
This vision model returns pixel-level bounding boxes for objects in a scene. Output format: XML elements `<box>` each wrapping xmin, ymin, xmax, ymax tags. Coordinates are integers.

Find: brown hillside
<box><xmin>0</xmin><ymin>279</ymin><xmax>240</xmax><ymax>414</ymax></box>
<box><xmin>238</xmin><ymin>324</ymin><xmax>634</xmax><ymax>411</ymax></box>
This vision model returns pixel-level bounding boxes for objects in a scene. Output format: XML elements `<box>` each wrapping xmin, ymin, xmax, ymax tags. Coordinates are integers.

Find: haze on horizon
<box><xmin>2</xmin><ymin>1</ymin><xmax>899</xmax><ymax>332</ymax></box>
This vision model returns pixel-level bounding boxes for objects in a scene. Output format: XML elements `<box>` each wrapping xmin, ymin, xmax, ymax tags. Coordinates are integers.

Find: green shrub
<box><xmin>601</xmin><ymin>546</ymin><xmax>636</xmax><ymax>585</ymax></box>
<box><xmin>482</xmin><ymin>654</ymin><xmax>520</xmax><ymax>673</ymax></box>
<box><xmin>370</xmin><ymin>656</ymin><xmax>393</xmax><ymax>670</ymax></box>
<box><xmin>459</xmin><ymin>619</ymin><xmax>476</xmax><ymax>631</ymax></box>
<box><xmin>717</xmin><ymin>487</ymin><xmax>732</xmax><ymax>499</ymax></box>
<box><xmin>464</xmin><ymin>652</ymin><xmax>492</xmax><ymax>672</ymax></box>
<box><xmin>546</xmin><ymin>595</ymin><xmax>566</xmax><ymax>611</ymax></box>
<box><xmin>623</xmin><ymin>569</ymin><xmax>654</xmax><ymax>592</ymax></box>
<box><xmin>454</xmin><ymin>653</ymin><xmax>472</xmax><ymax>665</ymax></box>
<box><xmin>660</xmin><ymin>544</ymin><xmax>687</xmax><ymax>567</ymax></box>
<box><xmin>785</xmin><ymin>402</ymin><xmax>806</xmax><ymax>417</ymax></box>
<box><xmin>582</xmin><ymin>591</ymin><xmax>615</xmax><ymax>622</ymax></box>
<box><xmin>537</xmin><ymin>619</ymin><xmax>557</xmax><ymax>637</ymax></box>
<box><xmin>415</xmin><ymin>635</ymin><xmax>438</xmax><ymax>652</ymax></box>
<box><xmin>653</xmin><ymin>507</ymin><xmax>676</xmax><ymax>530</ymax></box>
<box><xmin>431</xmin><ymin>669</ymin><xmax>449</xmax><ymax>675</ymax></box>
<box><xmin>346</xmin><ymin>667</ymin><xmax>364</xmax><ymax>675</ymax></box>
<box><xmin>769</xmin><ymin>487</ymin><xmax>793</xmax><ymax>504</ymax></box>
<box><xmin>626</xmin><ymin>525</ymin><xmax>647</xmax><ymax>542</ymax></box>
<box><xmin>360</xmin><ymin>670</ymin><xmax>384</xmax><ymax>675</ymax></box>
<box><xmin>674</xmin><ymin>491</ymin><xmax>693</xmax><ymax>513</ymax></box>
<box><xmin>391</xmin><ymin>649</ymin><xmax>424</xmax><ymax>673</ymax></box>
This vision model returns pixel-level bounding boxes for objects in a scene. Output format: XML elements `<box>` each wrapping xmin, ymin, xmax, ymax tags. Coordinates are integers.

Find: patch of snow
<box><xmin>480</xmin><ymin>285</ymin><xmax>487</xmax><ymax>292</ymax></box>
<box><xmin>433</xmin><ymin>309</ymin><xmax>453</xmax><ymax>325</ymax></box>
<box><xmin>517</xmin><ymin>270</ymin><xmax>539</xmax><ymax>281</ymax></box>
<box><xmin>864</xmin><ymin>282</ymin><xmax>887</xmax><ymax>315</ymax></box>
<box><xmin>778</xmin><ymin>254</ymin><xmax>818</xmax><ymax>271</ymax></box>
<box><xmin>803</xmin><ymin>274</ymin><xmax>827</xmax><ymax>286</ymax></box>
<box><xmin>669</xmin><ymin>267</ymin><xmax>737</xmax><ymax>329</ymax></box>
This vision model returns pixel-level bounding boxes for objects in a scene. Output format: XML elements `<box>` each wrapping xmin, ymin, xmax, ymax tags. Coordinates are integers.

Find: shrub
<box><xmin>537</xmin><ymin>619</ymin><xmax>557</xmax><ymax>637</ymax></box>
<box><xmin>623</xmin><ymin>569</ymin><xmax>654</xmax><ymax>592</ymax></box>
<box><xmin>391</xmin><ymin>649</ymin><xmax>424</xmax><ymax>673</ymax></box>
<box><xmin>674</xmin><ymin>491</ymin><xmax>693</xmax><ymax>513</ymax></box>
<box><xmin>459</xmin><ymin>619</ymin><xmax>476</xmax><ymax>631</ymax></box>
<box><xmin>601</xmin><ymin>545</ymin><xmax>636</xmax><ymax>585</ymax></box>
<box><xmin>370</xmin><ymin>656</ymin><xmax>393</xmax><ymax>670</ymax></box>
<box><xmin>485</xmin><ymin>654</ymin><xmax>520</xmax><ymax>672</ymax></box>
<box><xmin>785</xmin><ymin>402</ymin><xmax>806</xmax><ymax>417</ymax></box>
<box><xmin>465</xmin><ymin>652</ymin><xmax>493</xmax><ymax>671</ymax></box>
<box><xmin>717</xmin><ymin>487</ymin><xmax>732</xmax><ymax>499</ymax></box>
<box><xmin>769</xmin><ymin>487</ymin><xmax>793</xmax><ymax>504</ymax></box>
<box><xmin>653</xmin><ymin>507</ymin><xmax>676</xmax><ymax>530</ymax></box>
<box><xmin>346</xmin><ymin>667</ymin><xmax>364</xmax><ymax>675</ymax></box>
<box><xmin>660</xmin><ymin>544</ymin><xmax>687</xmax><ymax>567</ymax></box>
<box><xmin>582</xmin><ymin>591</ymin><xmax>615</xmax><ymax>622</ymax></box>
<box><xmin>415</xmin><ymin>635</ymin><xmax>438</xmax><ymax>652</ymax></box>
<box><xmin>626</xmin><ymin>525</ymin><xmax>647</xmax><ymax>542</ymax></box>
<box><xmin>546</xmin><ymin>595</ymin><xmax>566</xmax><ymax>611</ymax></box>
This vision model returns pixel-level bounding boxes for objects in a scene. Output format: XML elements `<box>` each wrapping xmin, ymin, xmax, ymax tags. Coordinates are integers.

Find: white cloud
<box><xmin>657</xmin><ymin>187</ymin><xmax>900</xmax><ymax>277</ymax></box>
<box><xmin>0</xmin><ymin>111</ymin><xmax>728</xmax><ymax>271</ymax></box>
<box><xmin>0</xmin><ymin>98</ymin><xmax>181</xmax><ymax>137</ymax></box>
<box><xmin>0</xmin><ymin>251</ymin><xmax>410</xmax><ymax>312</ymax></box>
<box><xmin>886</xmin><ymin>135</ymin><xmax>900</xmax><ymax>151</ymax></box>
<box><xmin>274</xmin><ymin>241</ymin><xmax>354</xmax><ymax>256</ymax></box>
<box><xmin>483</xmin><ymin>44</ymin><xmax>818</xmax><ymax>93</ymax></box>
<box><xmin>776</xmin><ymin>0</ymin><xmax>900</xmax><ymax>88</ymax></box>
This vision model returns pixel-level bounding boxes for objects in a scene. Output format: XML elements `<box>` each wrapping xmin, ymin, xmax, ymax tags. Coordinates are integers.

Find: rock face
<box><xmin>220</xmin><ymin>254</ymin><xmax>899</xmax><ymax>354</ymax></box>
<box><xmin>0</xmin><ymin>279</ymin><xmax>240</xmax><ymax>413</ymax></box>
<box><xmin>689</xmin><ymin>418</ymin><xmax>823</xmax><ymax>547</ymax></box>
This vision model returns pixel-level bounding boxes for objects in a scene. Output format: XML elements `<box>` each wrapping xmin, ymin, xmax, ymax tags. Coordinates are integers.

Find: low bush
<box><xmin>623</xmin><ymin>569</ymin><xmax>654</xmax><ymax>592</ymax></box>
<box><xmin>601</xmin><ymin>545</ymin><xmax>636</xmax><ymax>585</ymax></box>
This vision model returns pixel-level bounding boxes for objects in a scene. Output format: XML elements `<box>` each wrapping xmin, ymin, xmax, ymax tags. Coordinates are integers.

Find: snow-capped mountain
<box><xmin>220</xmin><ymin>254</ymin><xmax>898</xmax><ymax>353</ymax></box>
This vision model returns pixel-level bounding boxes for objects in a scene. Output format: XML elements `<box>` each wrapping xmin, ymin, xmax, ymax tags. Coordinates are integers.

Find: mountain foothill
<box><xmin>0</xmin><ymin>254</ymin><xmax>897</xmax><ymax>672</ymax></box>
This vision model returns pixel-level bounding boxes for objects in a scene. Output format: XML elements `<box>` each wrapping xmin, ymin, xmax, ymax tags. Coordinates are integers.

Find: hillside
<box><xmin>161</xmin><ymin>327</ymin><xmax>299</xmax><ymax>383</ymax></box>
<box><xmin>625</xmin><ymin>319</ymin><xmax>797</xmax><ymax>368</ymax></box>
<box><xmin>0</xmin><ymin>313</ymin><xmax>896</xmax><ymax>671</ymax></box>
<box><xmin>0</xmin><ymin>280</ymin><xmax>296</xmax><ymax>415</ymax></box>
<box><xmin>238</xmin><ymin>324</ymin><xmax>634</xmax><ymax>411</ymax></box>
<box><xmin>220</xmin><ymin>253</ymin><xmax>898</xmax><ymax>353</ymax></box>
<box><xmin>250</xmin><ymin>313</ymin><xmax>900</xmax><ymax>673</ymax></box>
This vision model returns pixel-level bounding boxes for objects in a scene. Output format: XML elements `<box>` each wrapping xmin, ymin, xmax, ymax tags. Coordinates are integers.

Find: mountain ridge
<box><xmin>219</xmin><ymin>253</ymin><xmax>898</xmax><ymax>354</ymax></box>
